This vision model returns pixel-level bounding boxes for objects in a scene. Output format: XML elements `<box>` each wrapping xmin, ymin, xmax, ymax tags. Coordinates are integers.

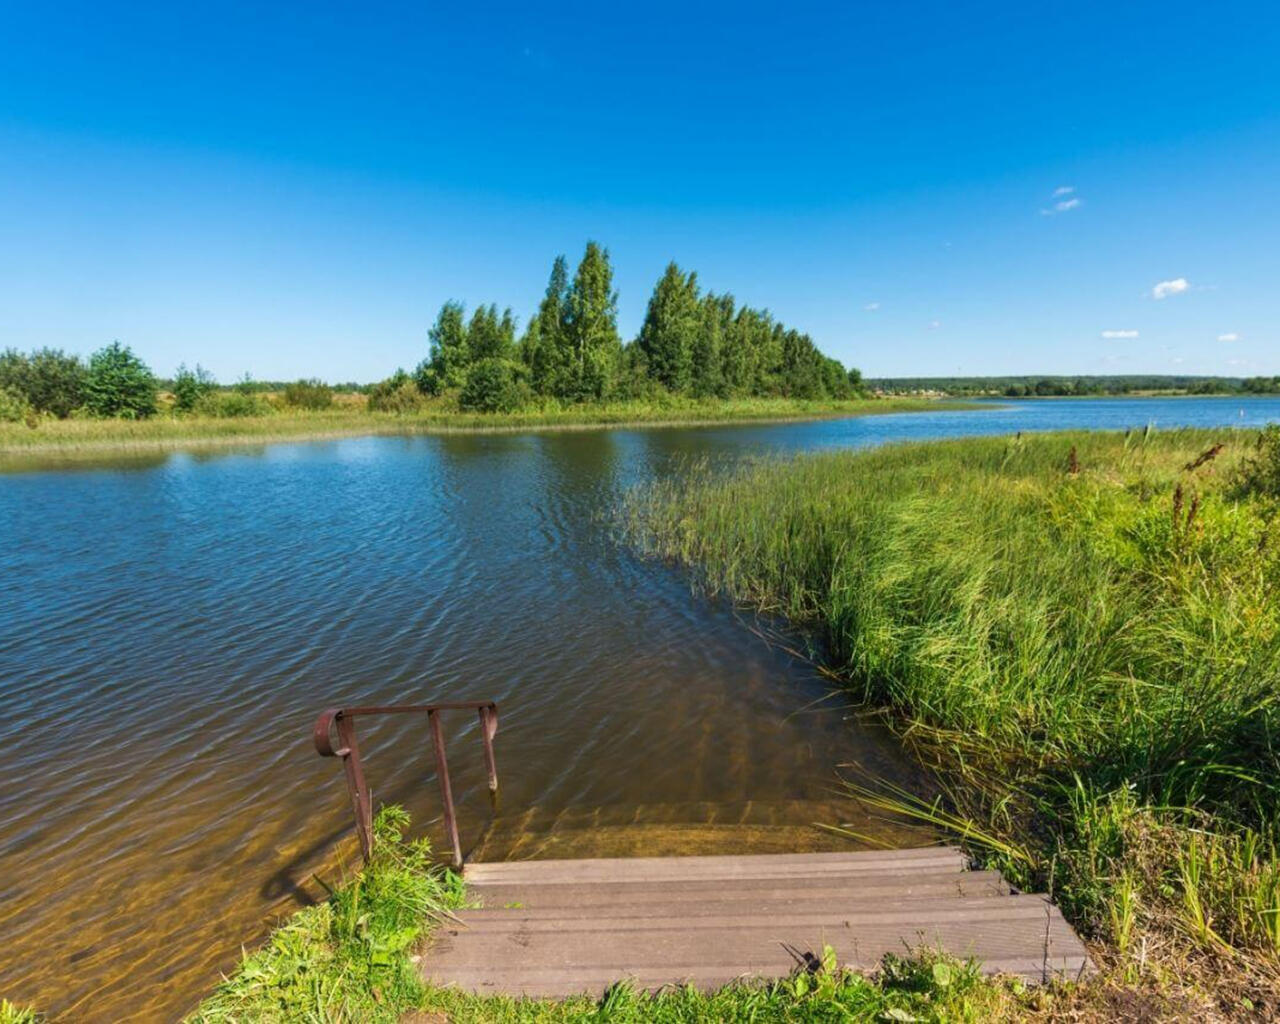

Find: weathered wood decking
<box><xmin>419</xmin><ymin>846</ymin><xmax>1090</xmax><ymax>998</ymax></box>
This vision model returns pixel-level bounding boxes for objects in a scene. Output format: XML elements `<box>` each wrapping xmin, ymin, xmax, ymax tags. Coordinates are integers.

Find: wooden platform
<box><xmin>418</xmin><ymin>846</ymin><xmax>1091</xmax><ymax>998</ymax></box>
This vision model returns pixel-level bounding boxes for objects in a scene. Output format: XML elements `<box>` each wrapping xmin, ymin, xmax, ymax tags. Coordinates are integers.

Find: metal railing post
<box><xmin>428</xmin><ymin>708</ymin><xmax>463</xmax><ymax>868</ymax></box>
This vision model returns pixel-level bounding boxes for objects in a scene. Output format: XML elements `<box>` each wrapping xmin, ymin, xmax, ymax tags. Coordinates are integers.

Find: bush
<box><xmin>0</xmin><ymin>347</ymin><xmax>86</xmax><ymax>418</ymax></box>
<box><xmin>172</xmin><ymin>364</ymin><xmax>216</xmax><ymax>413</ymax></box>
<box><xmin>84</xmin><ymin>342</ymin><xmax>157</xmax><ymax>418</ymax></box>
<box><xmin>1238</xmin><ymin>424</ymin><xmax>1280</xmax><ymax>498</ymax></box>
<box><xmin>367</xmin><ymin>371</ymin><xmax>424</xmax><ymax>414</ymax></box>
<box><xmin>281</xmin><ymin>378</ymin><xmax>334</xmax><ymax>410</ymax></box>
<box><xmin>194</xmin><ymin>390</ymin><xmax>274</xmax><ymax>418</ymax></box>
<box><xmin>0</xmin><ymin>386</ymin><xmax>32</xmax><ymax>424</ymax></box>
<box><xmin>459</xmin><ymin>358</ymin><xmax>532</xmax><ymax>413</ymax></box>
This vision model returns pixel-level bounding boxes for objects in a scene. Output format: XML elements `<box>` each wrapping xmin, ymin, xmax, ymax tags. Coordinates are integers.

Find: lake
<box><xmin>3</xmin><ymin>396</ymin><xmax>1279</xmax><ymax>1020</ymax></box>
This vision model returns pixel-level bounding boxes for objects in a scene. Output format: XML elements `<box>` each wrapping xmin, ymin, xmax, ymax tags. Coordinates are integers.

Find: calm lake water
<box><xmin>3</xmin><ymin>396</ymin><xmax>1279</xmax><ymax>1020</ymax></box>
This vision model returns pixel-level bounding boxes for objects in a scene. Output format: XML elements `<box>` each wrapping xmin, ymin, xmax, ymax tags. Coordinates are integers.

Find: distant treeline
<box><xmin>2</xmin><ymin>241</ymin><xmax>862</xmax><ymax>423</ymax></box>
<box><xmin>870</xmin><ymin>375</ymin><xmax>1280</xmax><ymax>397</ymax></box>
<box><xmin>373</xmin><ymin>242</ymin><xmax>860</xmax><ymax>413</ymax></box>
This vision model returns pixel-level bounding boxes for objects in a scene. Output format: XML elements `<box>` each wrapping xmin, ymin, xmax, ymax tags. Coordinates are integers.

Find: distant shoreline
<box><xmin>0</xmin><ymin>397</ymin><xmax>980</xmax><ymax>467</ymax></box>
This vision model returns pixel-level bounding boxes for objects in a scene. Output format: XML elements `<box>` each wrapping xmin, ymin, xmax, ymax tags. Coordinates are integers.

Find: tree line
<box><xmin>377</xmin><ymin>241</ymin><xmax>861</xmax><ymax>412</ymax></box>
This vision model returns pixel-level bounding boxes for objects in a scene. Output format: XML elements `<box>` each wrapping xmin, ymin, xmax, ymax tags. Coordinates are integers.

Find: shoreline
<box><xmin>0</xmin><ymin>397</ymin><xmax>981</xmax><ymax>466</ymax></box>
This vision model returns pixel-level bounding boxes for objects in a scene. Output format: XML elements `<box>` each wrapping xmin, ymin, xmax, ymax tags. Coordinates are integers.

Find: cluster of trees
<box><xmin>391</xmin><ymin>242</ymin><xmax>860</xmax><ymax>412</ymax></box>
<box><xmin>870</xmin><ymin>375</ymin><xmax>1275</xmax><ymax>397</ymax></box>
<box><xmin>1242</xmin><ymin>376</ymin><xmax>1280</xmax><ymax>394</ymax></box>
<box><xmin>0</xmin><ymin>342</ymin><xmax>338</xmax><ymax>424</ymax></box>
<box><xmin>0</xmin><ymin>343</ymin><xmax>160</xmax><ymax>421</ymax></box>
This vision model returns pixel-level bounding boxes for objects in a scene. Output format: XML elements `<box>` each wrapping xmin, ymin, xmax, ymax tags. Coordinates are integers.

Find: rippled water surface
<box><xmin>3</xmin><ymin>397</ymin><xmax>1279</xmax><ymax>1020</ymax></box>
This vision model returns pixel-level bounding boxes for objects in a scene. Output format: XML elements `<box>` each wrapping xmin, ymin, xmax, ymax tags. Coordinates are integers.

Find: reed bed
<box><xmin>0</xmin><ymin>396</ymin><xmax>972</xmax><ymax>461</ymax></box>
<box><xmin>626</xmin><ymin>427</ymin><xmax>1280</xmax><ymax>1017</ymax></box>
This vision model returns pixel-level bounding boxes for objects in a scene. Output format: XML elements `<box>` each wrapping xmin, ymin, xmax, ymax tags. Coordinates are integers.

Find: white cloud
<box><xmin>1217</xmin><ymin>332</ymin><xmax>1239</xmax><ymax>342</ymax></box>
<box><xmin>1053</xmin><ymin>185</ymin><xmax>1075</xmax><ymax>196</ymax></box>
<box><xmin>927</xmin><ymin>320</ymin><xmax>942</xmax><ymax>330</ymax></box>
<box><xmin>1152</xmin><ymin>278</ymin><xmax>1189</xmax><ymax>299</ymax></box>
<box><xmin>1101</xmin><ymin>329</ymin><xmax>1139</xmax><ymax>339</ymax></box>
<box><xmin>1171</xmin><ymin>357</ymin><xmax>1185</xmax><ymax>364</ymax></box>
<box><xmin>1041</xmin><ymin>196</ymin><xmax>1082</xmax><ymax>215</ymax></box>
<box><xmin>863</xmin><ymin>302</ymin><xmax>880</xmax><ymax>312</ymax></box>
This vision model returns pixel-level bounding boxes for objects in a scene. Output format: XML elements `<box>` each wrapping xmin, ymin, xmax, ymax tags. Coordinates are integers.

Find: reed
<box><xmin>626</xmin><ymin>427</ymin><xmax>1280</xmax><ymax>1010</ymax></box>
<box><xmin>0</xmin><ymin>396</ymin><xmax>974</xmax><ymax>461</ymax></box>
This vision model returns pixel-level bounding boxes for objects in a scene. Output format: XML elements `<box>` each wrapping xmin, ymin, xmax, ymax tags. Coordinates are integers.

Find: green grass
<box><xmin>0</xmin><ymin>396</ymin><xmax>975</xmax><ymax>464</ymax></box>
<box><xmin>625</xmin><ymin>427</ymin><xmax>1280</xmax><ymax>1013</ymax></box>
<box><xmin>0</xmin><ymin>1001</ymin><xmax>40</xmax><ymax>1024</ymax></box>
<box><xmin>187</xmin><ymin>806</ymin><xmax>465</xmax><ymax>1023</ymax></box>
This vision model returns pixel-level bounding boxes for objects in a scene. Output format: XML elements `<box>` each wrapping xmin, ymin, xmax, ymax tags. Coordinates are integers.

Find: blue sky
<box><xmin>1</xmin><ymin>1</ymin><xmax>1276</xmax><ymax>381</ymax></box>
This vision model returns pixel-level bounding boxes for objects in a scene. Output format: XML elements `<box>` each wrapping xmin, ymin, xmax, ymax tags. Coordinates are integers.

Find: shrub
<box><xmin>281</xmin><ymin>378</ymin><xmax>333</xmax><ymax>410</ymax></box>
<box><xmin>1237</xmin><ymin>424</ymin><xmax>1280</xmax><ymax>498</ymax></box>
<box><xmin>0</xmin><ymin>347</ymin><xmax>86</xmax><ymax>417</ymax></box>
<box><xmin>0</xmin><ymin>386</ymin><xmax>32</xmax><ymax>424</ymax></box>
<box><xmin>367</xmin><ymin>371</ymin><xmax>424</xmax><ymax>414</ymax></box>
<box><xmin>172</xmin><ymin>364</ymin><xmax>216</xmax><ymax>413</ymax></box>
<box><xmin>194</xmin><ymin>390</ymin><xmax>273</xmax><ymax>418</ymax></box>
<box><xmin>458</xmin><ymin>358</ymin><xmax>532</xmax><ymax>413</ymax></box>
<box><xmin>84</xmin><ymin>342</ymin><xmax>157</xmax><ymax>418</ymax></box>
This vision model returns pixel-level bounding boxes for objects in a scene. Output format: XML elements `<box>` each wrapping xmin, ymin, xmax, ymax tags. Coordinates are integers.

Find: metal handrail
<box><xmin>313</xmin><ymin>700</ymin><xmax>498</xmax><ymax>868</ymax></box>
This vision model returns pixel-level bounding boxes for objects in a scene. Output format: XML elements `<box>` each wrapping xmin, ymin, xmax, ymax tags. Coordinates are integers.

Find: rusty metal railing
<box><xmin>313</xmin><ymin>700</ymin><xmax>498</xmax><ymax>868</ymax></box>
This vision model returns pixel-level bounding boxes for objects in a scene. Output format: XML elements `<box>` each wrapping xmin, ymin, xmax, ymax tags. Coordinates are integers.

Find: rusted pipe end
<box><xmin>313</xmin><ymin>709</ymin><xmax>343</xmax><ymax>757</ymax></box>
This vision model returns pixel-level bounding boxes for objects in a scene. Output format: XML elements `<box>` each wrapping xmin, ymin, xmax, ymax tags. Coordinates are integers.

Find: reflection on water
<box><xmin>2</xmin><ymin>397</ymin><xmax>1279</xmax><ymax>1021</ymax></box>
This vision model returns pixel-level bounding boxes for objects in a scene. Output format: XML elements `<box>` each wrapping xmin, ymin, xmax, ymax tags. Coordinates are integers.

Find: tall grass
<box><xmin>0</xmin><ymin>396</ymin><xmax>973</xmax><ymax>460</ymax></box>
<box><xmin>626</xmin><ymin>429</ymin><xmax>1280</xmax><ymax>1005</ymax></box>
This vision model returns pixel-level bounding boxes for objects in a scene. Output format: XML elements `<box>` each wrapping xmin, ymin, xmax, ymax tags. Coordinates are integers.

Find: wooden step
<box><xmin>421</xmin><ymin>846</ymin><xmax>1091</xmax><ymax>999</ymax></box>
<box><xmin>463</xmin><ymin>846</ymin><xmax>967</xmax><ymax>885</ymax></box>
<box><xmin>468</xmin><ymin>869</ymin><xmax>1010</xmax><ymax>909</ymax></box>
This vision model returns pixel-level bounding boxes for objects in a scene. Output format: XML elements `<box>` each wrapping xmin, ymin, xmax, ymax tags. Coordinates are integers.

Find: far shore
<box><xmin>0</xmin><ymin>396</ymin><xmax>981</xmax><ymax>467</ymax></box>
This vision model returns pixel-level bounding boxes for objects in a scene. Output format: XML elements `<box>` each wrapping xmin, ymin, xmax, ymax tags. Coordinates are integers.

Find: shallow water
<box><xmin>2</xmin><ymin>396</ymin><xmax>1278</xmax><ymax>1020</ymax></box>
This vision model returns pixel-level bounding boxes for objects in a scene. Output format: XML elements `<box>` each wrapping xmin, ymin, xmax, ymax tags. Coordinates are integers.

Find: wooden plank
<box><xmin>463</xmin><ymin>847</ymin><xmax>966</xmax><ymax>885</ymax></box>
<box><xmin>468</xmin><ymin>871</ymin><xmax>1010</xmax><ymax>909</ymax></box>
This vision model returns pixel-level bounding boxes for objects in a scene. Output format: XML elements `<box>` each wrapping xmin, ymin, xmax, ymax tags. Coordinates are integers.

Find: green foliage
<box><xmin>83</xmin><ymin>342</ymin><xmax>157</xmax><ymax>418</ymax></box>
<box><xmin>0</xmin><ymin>347</ymin><xmax>87</xmax><ymax>417</ymax></box>
<box><xmin>638</xmin><ymin>262</ymin><xmax>700</xmax><ymax>393</ymax></box>
<box><xmin>189</xmin><ymin>807</ymin><xmax>463</xmax><ymax>1024</ymax></box>
<box><xmin>172</xmin><ymin>364</ymin><xmax>216</xmax><ymax>413</ymax></box>
<box><xmin>195</xmin><ymin>389</ymin><xmax>274</xmax><ymax>418</ymax></box>
<box><xmin>459</xmin><ymin>358</ymin><xmax>532</xmax><ymax>413</ymax></box>
<box><xmin>1237</xmin><ymin>424</ymin><xmax>1280</xmax><ymax>498</ymax></box>
<box><xmin>560</xmin><ymin>241</ymin><xmax>622</xmax><ymax>402</ymax></box>
<box><xmin>0</xmin><ymin>1001</ymin><xmax>40</xmax><ymax>1024</ymax></box>
<box><xmin>467</xmin><ymin>304</ymin><xmax>517</xmax><ymax>362</ymax></box>
<box><xmin>628</xmin><ymin>429</ymin><xmax>1280</xmax><ymax>975</ymax></box>
<box><xmin>367</xmin><ymin>370</ymin><xmax>425</xmax><ymax>413</ymax></box>
<box><xmin>426</xmin><ymin>301</ymin><xmax>471</xmax><ymax>390</ymax></box>
<box><xmin>281</xmin><ymin>378</ymin><xmax>334</xmax><ymax>410</ymax></box>
<box><xmin>0</xmin><ymin>387</ymin><xmax>32</xmax><ymax>424</ymax></box>
<box><xmin>522</xmin><ymin>255</ymin><xmax>571</xmax><ymax>396</ymax></box>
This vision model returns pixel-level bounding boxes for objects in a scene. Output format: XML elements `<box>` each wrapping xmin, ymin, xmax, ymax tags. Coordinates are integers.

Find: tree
<box><xmin>282</xmin><ymin>378</ymin><xmax>334</xmax><ymax>410</ymax></box>
<box><xmin>172</xmin><ymin>363</ymin><xmax>216</xmax><ymax>412</ymax></box>
<box><xmin>84</xmin><ymin>342</ymin><xmax>157</xmax><ymax>418</ymax></box>
<box><xmin>561</xmin><ymin>242</ymin><xmax>621</xmax><ymax>401</ymax></box>
<box><xmin>425</xmin><ymin>302</ymin><xmax>470</xmax><ymax>390</ymax></box>
<box><xmin>691</xmin><ymin>294</ymin><xmax>724</xmax><ymax>398</ymax></box>
<box><xmin>638</xmin><ymin>262</ymin><xmax>700</xmax><ymax>393</ymax></box>
<box><xmin>523</xmin><ymin>255</ymin><xmax>570</xmax><ymax>396</ymax></box>
<box><xmin>459</xmin><ymin>358</ymin><xmax>532</xmax><ymax>413</ymax></box>
<box><xmin>0</xmin><ymin>347</ymin><xmax>86</xmax><ymax>417</ymax></box>
<box><xmin>467</xmin><ymin>304</ymin><xmax>516</xmax><ymax>361</ymax></box>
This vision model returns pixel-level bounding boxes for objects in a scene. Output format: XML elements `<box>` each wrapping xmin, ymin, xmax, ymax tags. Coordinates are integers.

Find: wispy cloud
<box><xmin>1101</xmin><ymin>329</ymin><xmax>1139</xmax><ymax>339</ymax></box>
<box><xmin>1217</xmin><ymin>332</ymin><xmax>1239</xmax><ymax>342</ymax></box>
<box><xmin>927</xmin><ymin>319</ymin><xmax>941</xmax><ymax>330</ymax></box>
<box><xmin>1152</xmin><ymin>277</ymin><xmax>1189</xmax><ymax>299</ymax></box>
<box><xmin>863</xmin><ymin>301</ymin><xmax>880</xmax><ymax>312</ymax></box>
<box><xmin>1040</xmin><ymin>187</ymin><xmax>1082</xmax><ymax>215</ymax></box>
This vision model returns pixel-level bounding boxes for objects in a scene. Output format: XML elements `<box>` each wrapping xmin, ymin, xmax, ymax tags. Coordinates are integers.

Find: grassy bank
<box><xmin>626</xmin><ymin>427</ymin><xmax>1280</xmax><ymax>1018</ymax></box>
<box><xmin>181</xmin><ymin>807</ymin><xmax>1051</xmax><ymax>1023</ymax></box>
<box><xmin>0</xmin><ymin>396</ymin><xmax>973</xmax><ymax>463</ymax></box>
